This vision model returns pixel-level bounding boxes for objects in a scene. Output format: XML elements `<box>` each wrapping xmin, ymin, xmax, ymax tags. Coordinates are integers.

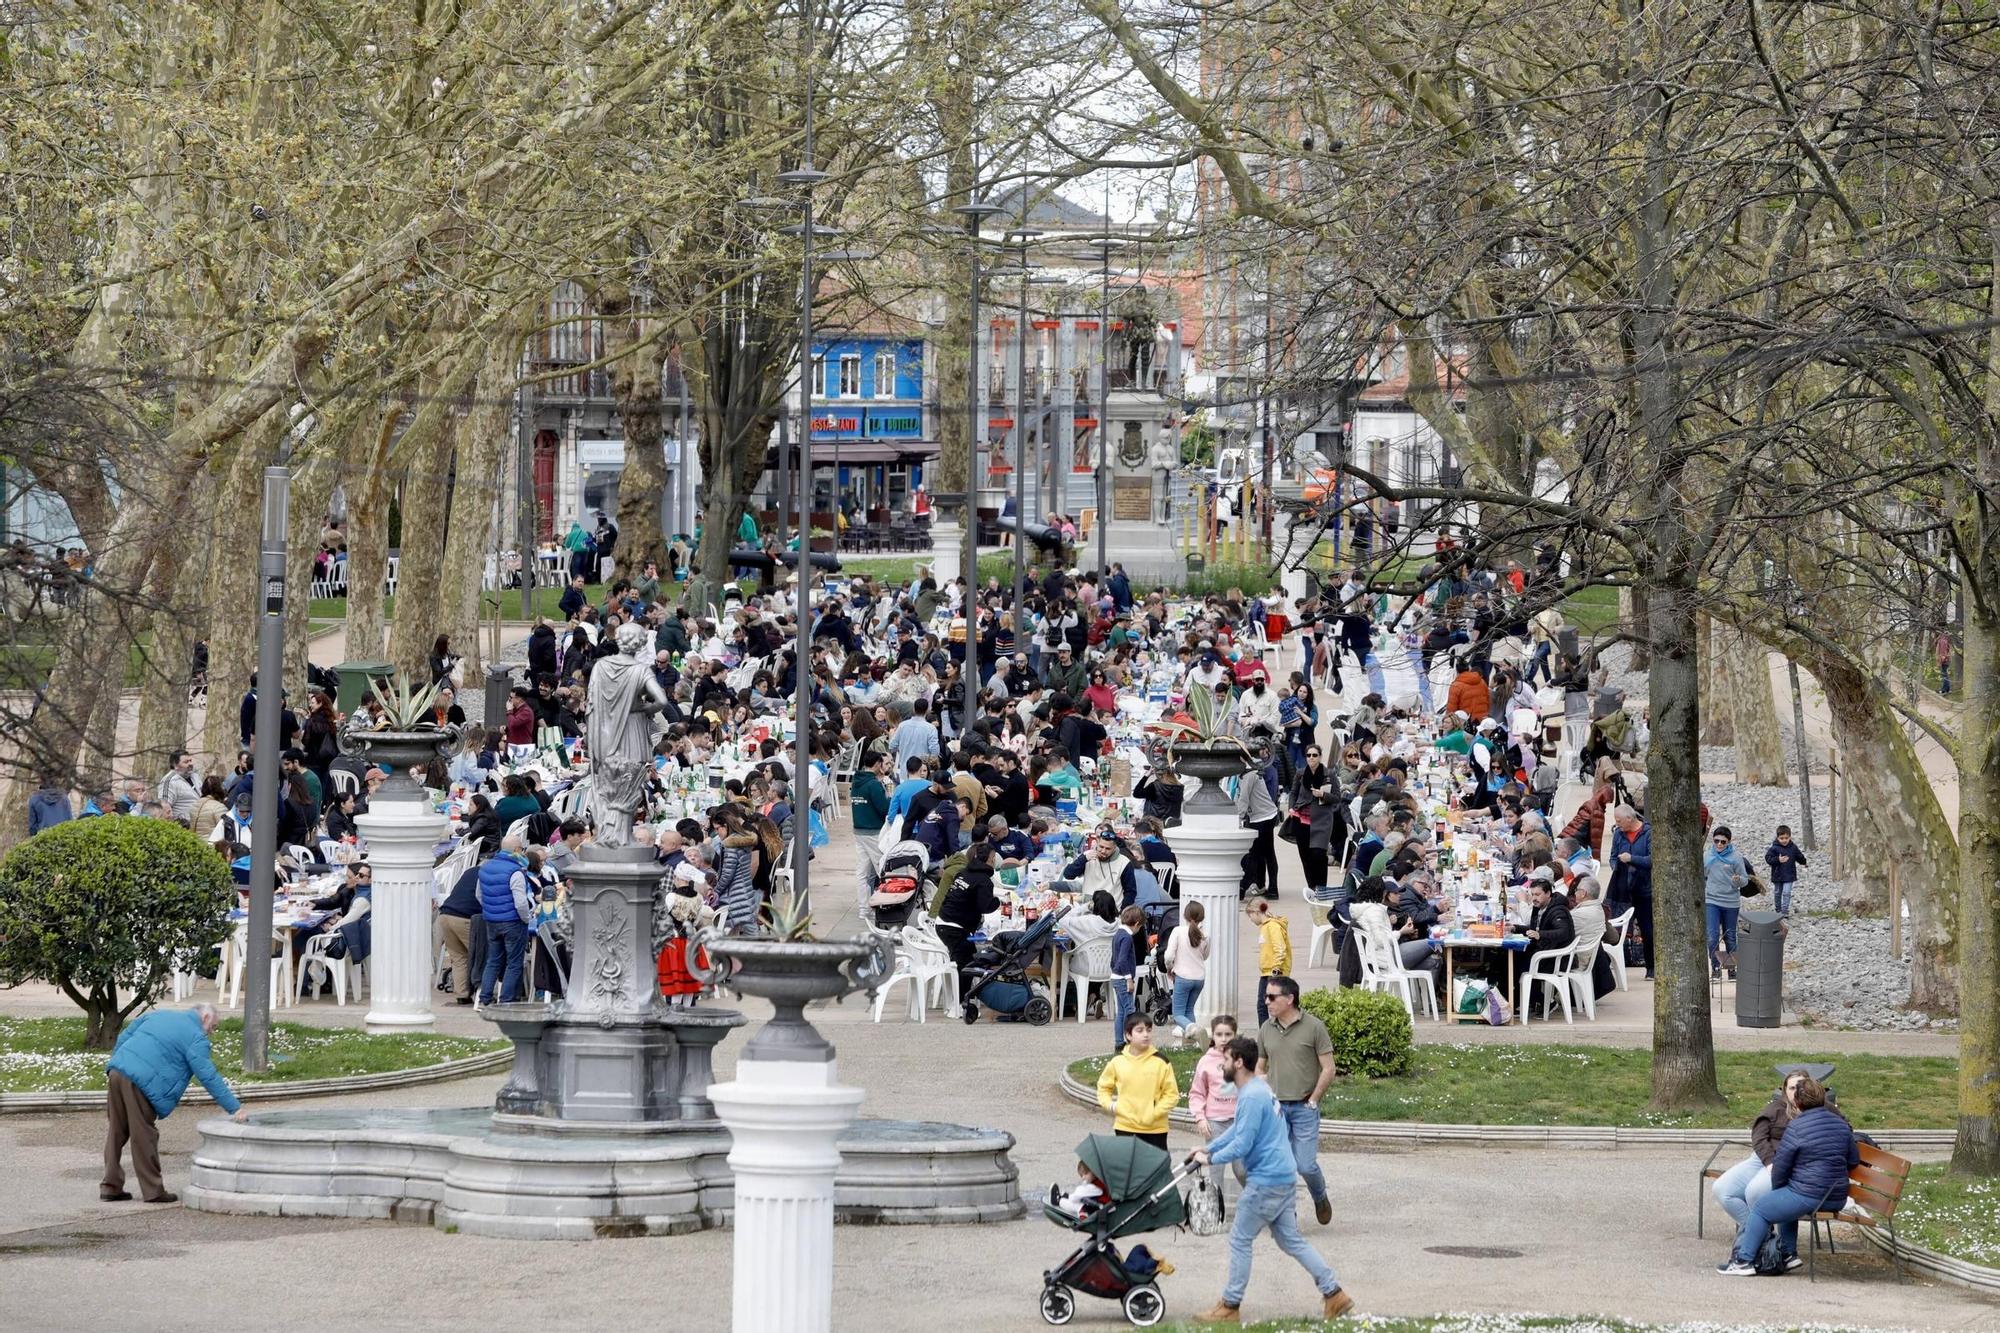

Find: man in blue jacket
<box><xmin>1190</xmin><ymin>1035</ymin><xmax>1353</xmax><ymax>1323</ymax></box>
<box><xmin>1606</xmin><ymin>805</ymin><xmax>1654</xmax><ymax>978</ymax></box>
<box><xmin>477</xmin><ymin>836</ymin><xmax>537</xmax><ymax>1006</ymax></box>
<box><xmin>103</xmin><ymin>1004</ymin><xmax>247</xmax><ymax>1203</ymax></box>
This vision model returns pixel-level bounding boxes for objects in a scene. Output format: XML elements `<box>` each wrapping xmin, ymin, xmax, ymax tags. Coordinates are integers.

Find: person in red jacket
<box><xmin>503</xmin><ymin>686</ymin><xmax>537</xmax><ymax>755</ymax></box>
<box><xmin>1443</xmin><ymin>659</ymin><xmax>1491</xmax><ymax>722</ymax></box>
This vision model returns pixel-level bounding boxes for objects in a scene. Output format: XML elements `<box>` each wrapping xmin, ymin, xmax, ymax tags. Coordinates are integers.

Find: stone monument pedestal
<box><xmin>1174</xmin><ymin>808</ymin><xmax>1256</xmax><ymax>1033</ymax></box>
<box><xmin>929</xmin><ymin>516</ymin><xmax>963</xmax><ymax>584</ymax></box>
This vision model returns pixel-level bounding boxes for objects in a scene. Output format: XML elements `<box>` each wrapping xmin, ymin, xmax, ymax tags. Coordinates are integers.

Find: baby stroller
<box><xmin>962</xmin><ymin>905</ymin><xmax>1065</xmax><ymax>1025</ymax></box>
<box><xmin>868</xmin><ymin>838</ymin><xmax>935</xmax><ymax>929</ymax></box>
<box><xmin>1040</xmin><ymin>1133</ymin><xmax>1195</xmax><ymax>1326</ymax></box>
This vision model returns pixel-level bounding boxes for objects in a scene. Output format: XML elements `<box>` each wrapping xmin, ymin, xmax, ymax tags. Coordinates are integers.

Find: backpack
<box><xmin>1752</xmin><ymin>1233</ymin><xmax>1786</xmax><ymax>1276</ymax></box>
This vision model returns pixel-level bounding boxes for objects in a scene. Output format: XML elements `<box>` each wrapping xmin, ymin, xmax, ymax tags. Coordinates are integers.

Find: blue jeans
<box><xmin>1406</xmin><ymin>647</ymin><xmax>1432</xmax><ymax>711</ymax></box>
<box><xmin>1277</xmin><ymin>1101</ymin><xmax>1328</xmax><ymax>1204</ymax></box>
<box><xmin>480</xmin><ymin>918</ymin><xmax>528</xmax><ymax>1004</ymax></box>
<box><xmin>1171</xmin><ymin>977</ymin><xmax>1204</xmax><ymax>1031</ymax></box>
<box><xmin>1222</xmin><ymin>1181</ymin><xmax>1340</xmax><ymax>1307</ymax></box>
<box><xmin>1706</xmin><ymin>904</ymin><xmax>1740</xmax><ymax>972</ymax></box>
<box><xmin>1774</xmin><ymin>881</ymin><xmax>1794</xmax><ymax>916</ymax></box>
<box><xmin>1111</xmin><ymin>977</ymin><xmax>1133</xmax><ymax>1053</ymax></box>
<box><xmin>1711</xmin><ymin>1154</ymin><xmax>1773</xmax><ymax>1226</ymax></box>
<box><xmin>1362</xmin><ymin>651</ymin><xmax>1386</xmax><ymax>697</ymax></box>
<box><xmin>1731</xmin><ymin>1184</ymin><xmax>1820</xmax><ymax>1263</ymax></box>
<box><xmin>1526</xmin><ymin>640</ymin><xmax>1552</xmax><ymax>686</ymax></box>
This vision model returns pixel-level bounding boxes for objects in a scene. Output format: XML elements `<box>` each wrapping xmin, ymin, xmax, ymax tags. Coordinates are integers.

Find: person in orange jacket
<box><xmin>1443</xmin><ymin>657</ymin><xmax>1491</xmax><ymax>723</ymax></box>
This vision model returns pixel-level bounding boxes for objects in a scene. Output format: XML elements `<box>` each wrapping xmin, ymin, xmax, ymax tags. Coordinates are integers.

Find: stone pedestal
<box><xmin>1172</xmin><ymin>809</ymin><xmax>1256</xmax><ymax>1033</ymax></box>
<box><xmin>929</xmin><ymin>517</ymin><xmax>963</xmax><ymax>584</ymax></box>
<box><xmin>708</xmin><ymin>1058</ymin><xmax>866</xmax><ymax>1333</ymax></box>
<box><xmin>355</xmin><ymin>794</ymin><xmax>448</xmax><ymax>1033</ymax></box>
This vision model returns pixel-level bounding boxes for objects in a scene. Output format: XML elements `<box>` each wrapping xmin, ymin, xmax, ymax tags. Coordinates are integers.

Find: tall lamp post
<box><xmin>953</xmin><ymin>191</ymin><xmax>1004</xmax><ymax>739</ymax></box>
<box><xmin>243</xmin><ymin>465</ymin><xmax>290</xmax><ymax>1070</ymax></box>
<box><xmin>1003</xmin><ymin>226</ymin><xmax>1043</xmax><ymax>614</ymax></box>
<box><xmin>1086</xmin><ymin>237</ymin><xmax>1123</xmax><ymax>579</ymax></box>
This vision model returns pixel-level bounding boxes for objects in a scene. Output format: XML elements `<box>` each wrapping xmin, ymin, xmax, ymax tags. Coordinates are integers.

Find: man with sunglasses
<box><xmin>1255</xmin><ymin>976</ymin><xmax>1336</xmax><ymax>1227</ymax></box>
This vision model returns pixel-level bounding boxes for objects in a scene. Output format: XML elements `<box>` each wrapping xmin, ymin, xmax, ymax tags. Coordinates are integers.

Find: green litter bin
<box><xmin>333</xmin><ymin>660</ymin><xmax>393</xmax><ymax>715</ymax></box>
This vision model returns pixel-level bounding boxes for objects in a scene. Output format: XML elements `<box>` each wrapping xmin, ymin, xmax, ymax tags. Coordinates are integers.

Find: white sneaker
<box><xmin>1716</xmin><ymin>1260</ymin><xmax>1755</xmax><ymax>1276</ymax></box>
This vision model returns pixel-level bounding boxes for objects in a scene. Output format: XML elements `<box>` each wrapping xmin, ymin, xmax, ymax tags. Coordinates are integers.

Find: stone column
<box><xmin>355</xmin><ymin>794</ymin><xmax>448</xmax><ymax>1033</ymax></box>
<box><xmin>929</xmin><ymin>515</ymin><xmax>963</xmax><ymax>585</ymax></box>
<box><xmin>1173</xmin><ymin>808</ymin><xmax>1256</xmax><ymax>1034</ymax></box>
<box><xmin>708</xmin><ymin>1057</ymin><xmax>865</xmax><ymax>1333</ymax></box>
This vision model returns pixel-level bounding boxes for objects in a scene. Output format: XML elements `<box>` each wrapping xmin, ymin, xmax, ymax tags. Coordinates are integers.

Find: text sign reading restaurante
<box><xmin>811</xmin><ymin>409</ymin><xmax>925</xmax><ymax>438</ymax></box>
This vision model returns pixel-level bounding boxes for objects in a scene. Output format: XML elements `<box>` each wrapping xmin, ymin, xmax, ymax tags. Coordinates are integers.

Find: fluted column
<box><xmin>1173</xmin><ymin>808</ymin><xmax>1256</xmax><ymax>1033</ymax></box>
<box><xmin>708</xmin><ymin>1058</ymin><xmax>865</xmax><ymax>1333</ymax></box>
<box><xmin>355</xmin><ymin>794</ymin><xmax>446</xmax><ymax>1033</ymax></box>
<box><xmin>929</xmin><ymin>516</ymin><xmax>963</xmax><ymax>584</ymax></box>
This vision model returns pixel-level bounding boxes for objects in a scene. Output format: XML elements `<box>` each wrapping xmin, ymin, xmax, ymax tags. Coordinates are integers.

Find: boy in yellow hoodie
<box><xmin>1095</xmin><ymin>1014</ymin><xmax>1180</xmax><ymax>1149</ymax></box>
<box><xmin>1248</xmin><ymin>897</ymin><xmax>1292</xmax><ymax>1025</ymax></box>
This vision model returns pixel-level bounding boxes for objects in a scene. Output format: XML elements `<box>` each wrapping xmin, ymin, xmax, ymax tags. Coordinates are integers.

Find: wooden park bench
<box><xmin>1698</xmin><ymin>1139</ymin><xmax>1910</xmax><ymax>1281</ymax></box>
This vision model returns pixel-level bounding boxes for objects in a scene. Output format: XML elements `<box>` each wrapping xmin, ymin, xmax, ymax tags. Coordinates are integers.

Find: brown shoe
<box><xmin>1322</xmin><ymin>1287</ymin><xmax>1354</xmax><ymax>1319</ymax></box>
<box><xmin>142</xmin><ymin>1192</ymin><xmax>179</xmax><ymax>1204</ymax></box>
<box><xmin>1192</xmin><ymin>1302</ymin><xmax>1241</xmax><ymax>1324</ymax></box>
<box><xmin>98</xmin><ymin>1190</ymin><xmax>131</xmax><ymax>1202</ymax></box>
<box><xmin>1314</xmin><ymin>1194</ymin><xmax>1333</xmax><ymax>1226</ymax></box>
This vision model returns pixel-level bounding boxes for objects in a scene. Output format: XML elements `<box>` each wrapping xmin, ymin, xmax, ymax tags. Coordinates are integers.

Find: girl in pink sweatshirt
<box><xmin>1187</xmin><ymin>1015</ymin><xmax>1247</xmax><ymax>1188</ymax></box>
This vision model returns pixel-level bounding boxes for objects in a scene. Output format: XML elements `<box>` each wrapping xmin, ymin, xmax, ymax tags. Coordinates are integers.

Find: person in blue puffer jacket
<box><xmin>103</xmin><ymin>1004</ymin><xmax>246</xmax><ymax>1203</ymax></box>
<box><xmin>1720</xmin><ymin>1076</ymin><xmax>1858</xmax><ymax>1275</ymax></box>
<box><xmin>476</xmin><ymin>836</ymin><xmax>537</xmax><ymax>1006</ymax></box>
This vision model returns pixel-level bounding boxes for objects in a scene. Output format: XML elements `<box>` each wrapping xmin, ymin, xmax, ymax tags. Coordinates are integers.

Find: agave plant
<box><xmin>1156</xmin><ymin>682</ymin><xmax>1245</xmax><ymax>748</ymax></box>
<box><xmin>763</xmin><ymin>876</ymin><xmax>816</xmax><ymax>942</ymax></box>
<box><xmin>367</xmin><ymin>672</ymin><xmax>447</xmax><ymax>730</ymax></box>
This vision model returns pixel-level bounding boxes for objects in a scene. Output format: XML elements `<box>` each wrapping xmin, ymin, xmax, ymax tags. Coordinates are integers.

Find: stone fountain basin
<box><xmin>184</xmin><ymin>1107</ymin><xmax>1023</xmax><ymax>1240</ymax></box>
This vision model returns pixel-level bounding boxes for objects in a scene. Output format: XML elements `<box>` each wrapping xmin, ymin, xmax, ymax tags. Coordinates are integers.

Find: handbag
<box><xmin>1186</xmin><ymin>1174</ymin><xmax>1227</xmax><ymax>1236</ymax></box>
<box><xmin>1741</xmin><ymin>874</ymin><xmax>1766</xmax><ymax>898</ymax></box>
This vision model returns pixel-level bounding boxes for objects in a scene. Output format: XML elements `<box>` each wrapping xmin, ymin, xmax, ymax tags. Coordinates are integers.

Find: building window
<box><xmin>875</xmin><ymin>350</ymin><xmax>897</xmax><ymax>398</ymax></box>
<box><xmin>839</xmin><ymin>354</ymin><xmax>861</xmax><ymax>398</ymax></box>
<box><xmin>812</xmin><ymin>356</ymin><xmax>827</xmax><ymax>398</ymax></box>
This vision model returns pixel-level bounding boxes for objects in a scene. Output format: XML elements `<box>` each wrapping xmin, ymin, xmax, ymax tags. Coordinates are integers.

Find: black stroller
<box><xmin>961</xmin><ymin>904</ymin><xmax>1066</xmax><ymax>1025</ymax></box>
<box><xmin>868</xmin><ymin>838</ymin><xmax>935</xmax><ymax>929</ymax></box>
<box><xmin>1040</xmin><ymin>1132</ymin><xmax>1194</xmax><ymax>1326</ymax></box>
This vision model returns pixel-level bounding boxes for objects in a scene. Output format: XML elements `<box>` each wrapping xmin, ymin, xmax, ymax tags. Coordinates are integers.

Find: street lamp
<box><xmin>1085</xmin><ymin>237</ymin><xmax>1124</xmax><ymax>580</ymax></box>
<box><xmin>951</xmin><ymin>192</ymin><xmax>1005</xmax><ymax>740</ymax></box>
<box><xmin>1003</xmin><ymin>226</ymin><xmax>1043</xmax><ymax>614</ymax></box>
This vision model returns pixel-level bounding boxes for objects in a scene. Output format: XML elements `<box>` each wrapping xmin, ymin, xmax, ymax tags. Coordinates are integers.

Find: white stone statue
<box><xmin>584</xmin><ymin>620</ymin><xmax>669</xmax><ymax>848</ymax></box>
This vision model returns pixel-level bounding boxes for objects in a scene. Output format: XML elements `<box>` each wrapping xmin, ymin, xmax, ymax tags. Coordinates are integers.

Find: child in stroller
<box><xmin>1039</xmin><ymin>1132</ymin><xmax>1192</xmax><ymax>1327</ymax></box>
<box><xmin>867</xmin><ymin>838</ymin><xmax>934</xmax><ymax>929</ymax></box>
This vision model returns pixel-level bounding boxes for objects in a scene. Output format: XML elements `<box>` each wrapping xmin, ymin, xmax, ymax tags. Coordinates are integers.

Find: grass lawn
<box><xmin>1067</xmin><ymin>1043</ymin><xmax>1958</xmax><ymax>1130</ymax></box>
<box><xmin>0</xmin><ymin>1016</ymin><xmax>504</xmax><ymax>1094</ymax></box>
<box><xmin>1562</xmin><ymin>584</ymin><xmax>1622</xmax><ymax>635</ymax></box>
<box><xmin>1170</xmin><ymin>1318</ymin><xmax>1885</xmax><ymax>1333</ymax></box>
<box><xmin>1892</xmin><ymin>1164</ymin><xmax>2000</xmax><ymax>1267</ymax></box>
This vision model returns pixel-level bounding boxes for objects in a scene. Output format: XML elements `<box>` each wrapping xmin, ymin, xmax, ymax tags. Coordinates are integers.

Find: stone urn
<box><xmin>1172</xmin><ymin>739</ymin><xmax>1264</xmax><ymax>814</ymax></box>
<box><xmin>338</xmin><ymin>725</ymin><xmax>460</xmax><ymax>799</ymax></box>
<box><xmin>692</xmin><ymin>935</ymin><xmax>894</xmax><ymax>1061</ymax></box>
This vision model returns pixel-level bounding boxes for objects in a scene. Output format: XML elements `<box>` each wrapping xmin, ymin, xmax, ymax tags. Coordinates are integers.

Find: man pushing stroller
<box><xmin>1187</xmin><ymin>1034</ymin><xmax>1355</xmax><ymax>1324</ymax></box>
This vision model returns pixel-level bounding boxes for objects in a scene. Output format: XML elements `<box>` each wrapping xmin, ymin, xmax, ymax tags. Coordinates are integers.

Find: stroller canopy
<box><xmin>1074</xmin><ymin>1133</ymin><xmax>1187</xmax><ymax>1238</ymax></box>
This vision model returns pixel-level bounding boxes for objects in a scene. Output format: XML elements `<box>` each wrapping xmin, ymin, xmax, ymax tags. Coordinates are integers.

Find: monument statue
<box><xmin>583</xmin><ymin>620</ymin><xmax>668</xmax><ymax>848</ymax></box>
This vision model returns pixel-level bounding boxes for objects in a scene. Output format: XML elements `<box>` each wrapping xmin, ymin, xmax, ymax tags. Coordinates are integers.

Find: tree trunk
<box><xmin>605</xmin><ymin>283</ymin><xmax>670</xmax><ymax>579</ymax></box>
<box><xmin>1816</xmin><ymin>656</ymin><xmax>1957</xmax><ymax>1010</ymax></box>
<box><xmin>200</xmin><ymin>439</ymin><xmax>274</xmax><ymax>763</ymax></box>
<box><xmin>440</xmin><ymin>338</ymin><xmax>520</xmax><ymax>674</ymax></box>
<box><xmin>1953</xmin><ymin>578</ymin><xmax>2000</xmax><ymax>1173</ymax></box>
<box><xmin>283</xmin><ymin>452</ymin><xmax>339</xmax><ymax>689</ymax></box>
<box><xmin>386</xmin><ymin>403</ymin><xmax>457</xmax><ymax>682</ymax></box>
<box><xmin>1697</xmin><ymin>614</ymin><xmax>1732</xmax><ymax>745</ymax></box>
<box><xmin>1720</xmin><ymin>629</ymin><xmax>1787</xmax><ymax>786</ymax></box>
<box><xmin>1625</xmin><ymin>586</ymin><xmax>1651</xmax><ymax>671</ymax></box>
<box><xmin>83</xmin><ymin>1001</ymin><xmax>122</xmax><ymax>1051</ymax></box>
<box><xmin>342</xmin><ymin>412</ymin><xmax>401</xmax><ymax>664</ymax></box>
<box><xmin>134</xmin><ymin>555</ymin><xmax>194</xmax><ymax>774</ymax></box>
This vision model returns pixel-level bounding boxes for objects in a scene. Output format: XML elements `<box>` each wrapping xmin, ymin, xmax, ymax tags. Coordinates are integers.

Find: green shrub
<box><xmin>1301</xmin><ymin>986</ymin><xmax>1414</xmax><ymax>1078</ymax></box>
<box><xmin>0</xmin><ymin>818</ymin><xmax>234</xmax><ymax>1049</ymax></box>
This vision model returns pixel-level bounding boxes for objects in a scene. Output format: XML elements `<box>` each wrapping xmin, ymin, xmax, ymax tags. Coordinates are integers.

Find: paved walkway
<box><xmin>2</xmin><ymin>796</ymin><xmax>1986</xmax><ymax>1331</ymax></box>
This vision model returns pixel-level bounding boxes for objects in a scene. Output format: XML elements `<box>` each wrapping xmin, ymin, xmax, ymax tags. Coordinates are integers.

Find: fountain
<box><xmin>184</xmin><ymin>650</ymin><xmax>1022</xmax><ymax>1241</ymax></box>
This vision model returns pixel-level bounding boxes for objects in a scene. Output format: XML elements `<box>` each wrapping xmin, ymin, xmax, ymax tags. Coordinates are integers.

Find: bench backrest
<box><xmin>1849</xmin><ymin>1141</ymin><xmax>1912</xmax><ymax>1219</ymax></box>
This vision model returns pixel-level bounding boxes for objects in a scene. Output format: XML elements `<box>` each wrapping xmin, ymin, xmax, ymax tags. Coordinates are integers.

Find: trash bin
<box><xmin>332</xmin><ymin>660</ymin><xmax>393</xmax><ymax>715</ymax></box>
<box><xmin>483</xmin><ymin>662</ymin><xmax>514</xmax><ymax>731</ymax></box>
<box><xmin>1735</xmin><ymin>909</ymin><xmax>1786</xmax><ymax>1028</ymax></box>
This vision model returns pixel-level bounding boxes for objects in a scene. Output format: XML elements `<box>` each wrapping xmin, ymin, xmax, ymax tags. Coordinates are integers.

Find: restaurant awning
<box><xmin>764</xmin><ymin>439</ymin><xmax>940</xmax><ymax>466</ymax></box>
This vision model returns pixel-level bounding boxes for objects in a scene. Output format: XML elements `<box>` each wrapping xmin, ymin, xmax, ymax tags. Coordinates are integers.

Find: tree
<box><xmin>0</xmin><ymin>819</ymin><xmax>233</xmax><ymax>1049</ymax></box>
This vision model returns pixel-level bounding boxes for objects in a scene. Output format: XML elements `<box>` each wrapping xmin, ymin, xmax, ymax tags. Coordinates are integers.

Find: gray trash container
<box><xmin>1735</xmin><ymin>909</ymin><xmax>1786</xmax><ymax>1028</ymax></box>
<box><xmin>484</xmin><ymin>662</ymin><xmax>515</xmax><ymax>731</ymax></box>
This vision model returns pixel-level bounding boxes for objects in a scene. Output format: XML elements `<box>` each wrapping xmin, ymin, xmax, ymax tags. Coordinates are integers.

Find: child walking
<box><xmin>1247</xmin><ymin>898</ymin><xmax>1292</xmax><ymax>1026</ymax></box>
<box><xmin>1095</xmin><ymin>1014</ymin><xmax>1180</xmax><ymax>1150</ymax></box>
<box><xmin>1764</xmin><ymin>825</ymin><xmax>1808</xmax><ymax>917</ymax></box>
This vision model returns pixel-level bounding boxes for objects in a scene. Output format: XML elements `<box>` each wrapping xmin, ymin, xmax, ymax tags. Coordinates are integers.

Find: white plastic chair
<box><xmin>1152</xmin><ymin>863</ymin><xmax>1178</xmax><ymax>900</ymax></box>
<box><xmin>1602</xmin><ymin>906</ymin><xmax>1636</xmax><ymax>991</ymax></box>
<box><xmin>1353</xmin><ymin>920</ymin><xmax>1438</xmax><ymax>1021</ymax></box>
<box><xmin>1066</xmin><ymin>936</ymin><xmax>1115</xmax><ymax>1024</ymax></box>
<box><xmin>1565</xmin><ymin>936</ymin><xmax>1601</xmax><ymax>1020</ymax></box>
<box><xmin>329</xmin><ymin>769</ymin><xmax>361</xmax><ymax>798</ymax></box>
<box><xmin>222</xmin><ymin>925</ymin><xmax>291</xmax><ymax>1009</ymax></box>
<box><xmin>870</xmin><ymin>925</ymin><xmax>958</xmax><ymax>1022</ymax></box>
<box><xmin>1304</xmin><ymin>885</ymin><xmax>1343</xmax><ymax>971</ymax></box>
<box><xmin>1519</xmin><ymin>943</ymin><xmax>1576</xmax><ymax>1025</ymax></box>
<box><xmin>295</xmin><ymin>932</ymin><xmax>356</xmax><ymax>1005</ymax></box>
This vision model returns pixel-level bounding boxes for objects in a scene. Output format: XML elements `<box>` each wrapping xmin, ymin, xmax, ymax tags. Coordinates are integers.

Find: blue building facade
<box><xmin>804</xmin><ymin>334</ymin><xmax>933</xmax><ymax>513</ymax></box>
